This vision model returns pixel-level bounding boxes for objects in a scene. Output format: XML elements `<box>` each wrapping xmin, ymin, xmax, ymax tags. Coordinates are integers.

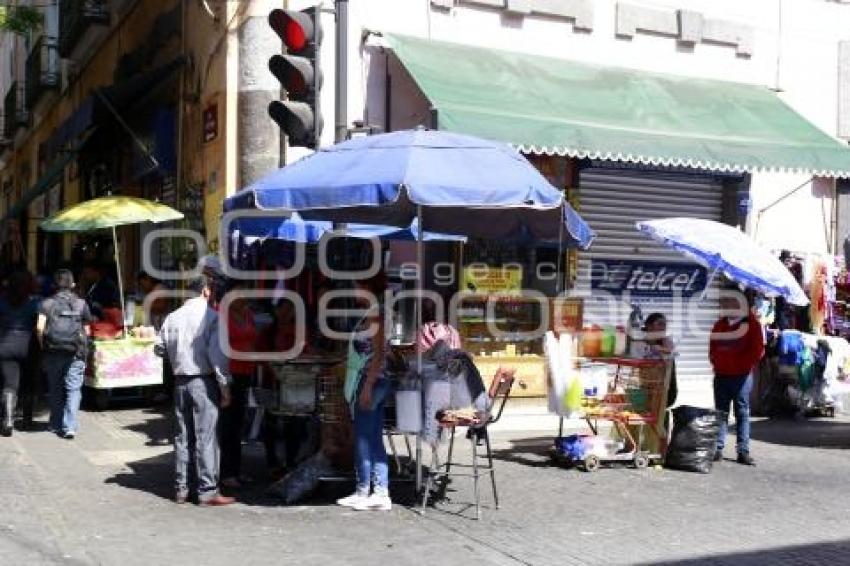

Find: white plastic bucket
<box><xmin>395</xmin><ymin>390</ymin><xmax>422</xmax><ymax>432</ymax></box>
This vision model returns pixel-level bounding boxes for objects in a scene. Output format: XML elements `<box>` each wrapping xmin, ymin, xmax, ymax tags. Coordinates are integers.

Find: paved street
<box><xmin>2</xmin><ymin>403</ymin><xmax>850</xmax><ymax>566</ymax></box>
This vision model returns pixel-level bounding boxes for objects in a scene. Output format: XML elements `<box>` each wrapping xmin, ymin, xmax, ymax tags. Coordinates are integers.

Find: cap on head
<box><xmin>198</xmin><ymin>254</ymin><xmax>223</xmax><ymax>279</ymax></box>
<box><xmin>55</xmin><ymin>269</ymin><xmax>75</xmax><ymax>290</ymax></box>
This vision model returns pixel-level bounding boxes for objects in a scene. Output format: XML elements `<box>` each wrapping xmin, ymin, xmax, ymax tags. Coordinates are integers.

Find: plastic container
<box><xmin>600</xmin><ymin>327</ymin><xmax>616</xmax><ymax>357</ymax></box>
<box><xmin>395</xmin><ymin>390</ymin><xmax>423</xmax><ymax>432</ymax></box>
<box><xmin>629</xmin><ymin>338</ymin><xmax>647</xmax><ymax>359</ymax></box>
<box><xmin>614</xmin><ymin>326</ymin><xmax>628</xmax><ymax>356</ymax></box>
<box><xmin>581</xmin><ymin>326</ymin><xmax>602</xmax><ymax>357</ymax></box>
<box><xmin>579</xmin><ymin>362</ymin><xmax>609</xmax><ymax>399</ymax></box>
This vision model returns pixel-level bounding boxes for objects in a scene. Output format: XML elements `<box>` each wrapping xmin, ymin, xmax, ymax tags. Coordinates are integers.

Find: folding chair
<box><xmin>421</xmin><ymin>367</ymin><xmax>516</xmax><ymax>519</ymax></box>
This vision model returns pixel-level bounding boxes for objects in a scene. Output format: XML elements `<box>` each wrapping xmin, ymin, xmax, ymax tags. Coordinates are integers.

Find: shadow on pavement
<box><xmin>103</xmin><ymin>445</ymin><xmax>422</xmax><ymax>508</ymax></box>
<box><xmin>123</xmin><ymin>406</ymin><xmax>173</xmax><ymax>447</ymax></box>
<box><xmin>489</xmin><ymin>436</ymin><xmax>557</xmax><ymax>468</ymax></box>
<box><xmin>649</xmin><ymin>539</ymin><xmax>850</xmax><ymax>565</ymax></box>
<box><xmin>750</xmin><ymin>418</ymin><xmax>850</xmax><ymax>450</ymax></box>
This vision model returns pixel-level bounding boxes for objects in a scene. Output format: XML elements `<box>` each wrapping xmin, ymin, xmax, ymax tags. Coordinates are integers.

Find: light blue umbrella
<box><xmin>636</xmin><ymin>217</ymin><xmax>809</xmax><ymax>305</ymax></box>
<box><xmin>224</xmin><ymin>129</ymin><xmax>594</xmax><ymax>247</ymax></box>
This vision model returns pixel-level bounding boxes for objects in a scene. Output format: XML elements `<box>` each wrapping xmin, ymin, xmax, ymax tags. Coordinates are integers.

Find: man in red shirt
<box><xmin>709</xmin><ymin>285</ymin><xmax>765</xmax><ymax>466</ymax></box>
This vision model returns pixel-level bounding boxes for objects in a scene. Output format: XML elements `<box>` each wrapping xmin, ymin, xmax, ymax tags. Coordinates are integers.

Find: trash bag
<box><xmin>266</xmin><ymin>452</ymin><xmax>335</xmax><ymax>504</ymax></box>
<box><xmin>665</xmin><ymin>405</ymin><xmax>723</xmax><ymax>474</ymax></box>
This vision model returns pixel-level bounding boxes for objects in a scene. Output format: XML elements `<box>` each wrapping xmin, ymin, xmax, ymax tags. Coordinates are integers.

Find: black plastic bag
<box><xmin>665</xmin><ymin>405</ymin><xmax>723</xmax><ymax>473</ymax></box>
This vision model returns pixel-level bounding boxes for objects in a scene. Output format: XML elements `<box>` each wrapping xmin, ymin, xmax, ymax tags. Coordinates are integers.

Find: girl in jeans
<box><xmin>337</xmin><ymin>275</ymin><xmax>392</xmax><ymax>512</ymax></box>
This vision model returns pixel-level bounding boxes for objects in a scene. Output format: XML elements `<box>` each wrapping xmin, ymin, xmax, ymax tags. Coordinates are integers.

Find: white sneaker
<box><xmin>336</xmin><ymin>492</ymin><xmax>369</xmax><ymax>508</ymax></box>
<box><xmin>353</xmin><ymin>494</ymin><xmax>392</xmax><ymax>512</ymax></box>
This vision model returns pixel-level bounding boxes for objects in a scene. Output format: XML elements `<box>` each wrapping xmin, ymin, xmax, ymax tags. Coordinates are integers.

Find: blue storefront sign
<box><xmin>590</xmin><ymin>259</ymin><xmax>708</xmax><ymax>297</ymax></box>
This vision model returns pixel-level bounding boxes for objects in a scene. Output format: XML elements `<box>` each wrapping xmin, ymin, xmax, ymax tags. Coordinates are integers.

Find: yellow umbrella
<box><xmin>41</xmin><ymin>196</ymin><xmax>184</xmax><ymax>335</ymax></box>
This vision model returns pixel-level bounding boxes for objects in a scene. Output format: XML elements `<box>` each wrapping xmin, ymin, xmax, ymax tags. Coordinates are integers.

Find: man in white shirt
<box><xmin>156</xmin><ymin>258</ymin><xmax>233</xmax><ymax>506</ymax></box>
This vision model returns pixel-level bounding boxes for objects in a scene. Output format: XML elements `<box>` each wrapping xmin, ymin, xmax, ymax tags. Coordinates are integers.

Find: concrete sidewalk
<box><xmin>2</xmin><ymin>405</ymin><xmax>850</xmax><ymax>565</ymax></box>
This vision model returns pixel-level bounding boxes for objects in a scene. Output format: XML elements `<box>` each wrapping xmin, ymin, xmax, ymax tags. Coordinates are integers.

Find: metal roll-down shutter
<box><xmin>576</xmin><ymin>167</ymin><xmax>725</xmax><ymax>390</ymax></box>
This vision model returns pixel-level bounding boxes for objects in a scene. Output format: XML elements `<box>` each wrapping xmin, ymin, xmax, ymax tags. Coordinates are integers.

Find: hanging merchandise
<box><xmin>562</xmin><ymin>373</ymin><xmax>583</xmax><ymax>417</ymax></box>
<box><xmin>809</xmin><ymin>257</ymin><xmax>828</xmax><ymax>334</ymax></box>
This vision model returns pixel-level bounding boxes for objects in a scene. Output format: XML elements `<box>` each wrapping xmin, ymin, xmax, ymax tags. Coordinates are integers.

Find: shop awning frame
<box><xmin>384</xmin><ymin>33</ymin><xmax>850</xmax><ymax>178</ymax></box>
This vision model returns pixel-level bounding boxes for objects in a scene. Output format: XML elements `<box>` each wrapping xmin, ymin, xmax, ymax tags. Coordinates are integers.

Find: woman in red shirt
<box><xmin>220</xmin><ymin>282</ymin><xmax>258</xmax><ymax>489</ymax></box>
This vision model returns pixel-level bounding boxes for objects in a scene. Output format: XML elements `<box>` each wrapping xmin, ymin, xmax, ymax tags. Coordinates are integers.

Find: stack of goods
<box><xmin>768</xmin><ymin>330</ymin><xmax>838</xmax><ymax>416</ymax></box>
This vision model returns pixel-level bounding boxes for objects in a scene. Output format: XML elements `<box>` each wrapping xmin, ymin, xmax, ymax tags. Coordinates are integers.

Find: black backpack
<box><xmin>44</xmin><ymin>292</ymin><xmax>85</xmax><ymax>355</ymax></box>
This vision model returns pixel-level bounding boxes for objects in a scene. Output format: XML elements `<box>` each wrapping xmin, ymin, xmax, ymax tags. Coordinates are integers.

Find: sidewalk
<box><xmin>2</xmin><ymin>405</ymin><xmax>850</xmax><ymax>565</ymax></box>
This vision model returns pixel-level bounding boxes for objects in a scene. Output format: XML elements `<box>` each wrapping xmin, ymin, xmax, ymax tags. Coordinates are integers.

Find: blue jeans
<box><xmin>713</xmin><ymin>373</ymin><xmax>753</xmax><ymax>455</ymax></box>
<box><xmin>353</xmin><ymin>379</ymin><xmax>390</xmax><ymax>495</ymax></box>
<box><xmin>44</xmin><ymin>352</ymin><xmax>86</xmax><ymax>435</ymax></box>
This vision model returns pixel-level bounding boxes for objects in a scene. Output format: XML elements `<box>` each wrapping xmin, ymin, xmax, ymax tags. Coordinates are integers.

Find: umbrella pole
<box><xmin>111</xmin><ymin>226</ymin><xmax>127</xmax><ymax>339</ymax></box>
<box><xmin>415</xmin><ymin>204</ymin><xmax>424</xmax><ymax>494</ymax></box>
<box><xmin>700</xmin><ymin>265</ymin><xmax>722</xmax><ymax>301</ymax></box>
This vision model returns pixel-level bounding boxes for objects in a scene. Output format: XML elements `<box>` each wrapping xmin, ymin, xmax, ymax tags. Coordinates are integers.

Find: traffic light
<box><xmin>268</xmin><ymin>7</ymin><xmax>323</xmax><ymax>149</ymax></box>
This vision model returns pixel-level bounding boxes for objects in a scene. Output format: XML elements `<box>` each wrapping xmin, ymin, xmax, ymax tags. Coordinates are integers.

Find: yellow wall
<box><xmin>1</xmin><ymin>0</ymin><xmax>242</xmax><ymax>268</ymax></box>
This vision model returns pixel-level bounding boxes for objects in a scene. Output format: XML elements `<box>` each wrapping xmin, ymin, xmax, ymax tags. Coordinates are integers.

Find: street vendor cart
<box><xmin>40</xmin><ymin>196</ymin><xmax>184</xmax><ymax>409</ymax></box>
<box><xmin>86</xmin><ymin>337</ymin><xmax>163</xmax><ymax>409</ymax></box>
<box><xmin>576</xmin><ymin>357</ymin><xmax>672</xmax><ymax>470</ymax></box>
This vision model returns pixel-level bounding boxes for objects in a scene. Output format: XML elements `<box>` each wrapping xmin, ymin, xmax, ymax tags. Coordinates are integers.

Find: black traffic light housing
<box><xmin>268</xmin><ymin>7</ymin><xmax>323</xmax><ymax>149</ymax></box>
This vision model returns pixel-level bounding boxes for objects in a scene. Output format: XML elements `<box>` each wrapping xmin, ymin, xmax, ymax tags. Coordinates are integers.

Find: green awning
<box><xmin>386</xmin><ymin>33</ymin><xmax>850</xmax><ymax>177</ymax></box>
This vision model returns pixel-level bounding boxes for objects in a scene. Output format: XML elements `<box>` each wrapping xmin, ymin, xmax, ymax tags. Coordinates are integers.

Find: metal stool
<box><xmin>421</xmin><ymin>368</ymin><xmax>515</xmax><ymax>519</ymax></box>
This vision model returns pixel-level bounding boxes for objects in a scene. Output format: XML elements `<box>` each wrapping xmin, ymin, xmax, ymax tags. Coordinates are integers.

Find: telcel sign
<box><xmin>591</xmin><ymin>259</ymin><xmax>708</xmax><ymax>297</ymax></box>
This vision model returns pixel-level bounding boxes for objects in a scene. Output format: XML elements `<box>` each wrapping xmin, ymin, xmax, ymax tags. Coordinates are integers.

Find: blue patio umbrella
<box><xmin>224</xmin><ymin>129</ymin><xmax>594</xmax><ymax>247</ymax></box>
<box><xmin>636</xmin><ymin>217</ymin><xmax>809</xmax><ymax>305</ymax></box>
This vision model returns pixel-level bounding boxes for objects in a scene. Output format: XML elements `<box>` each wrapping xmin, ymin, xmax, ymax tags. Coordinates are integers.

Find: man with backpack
<box><xmin>36</xmin><ymin>269</ymin><xmax>92</xmax><ymax>439</ymax></box>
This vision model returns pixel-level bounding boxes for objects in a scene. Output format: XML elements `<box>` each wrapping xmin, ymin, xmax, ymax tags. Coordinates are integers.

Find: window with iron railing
<box><xmin>3</xmin><ymin>82</ymin><xmax>29</xmax><ymax>138</ymax></box>
<box><xmin>58</xmin><ymin>0</ymin><xmax>109</xmax><ymax>58</ymax></box>
<box><xmin>25</xmin><ymin>36</ymin><xmax>60</xmax><ymax>109</ymax></box>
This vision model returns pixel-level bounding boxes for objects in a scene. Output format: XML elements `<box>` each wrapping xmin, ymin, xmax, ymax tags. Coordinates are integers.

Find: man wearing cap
<box><xmin>36</xmin><ymin>269</ymin><xmax>92</xmax><ymax>439</ymax></box>
<box><xmin>156</xmin><ymin>256</ymin><xmax>234</xmax><ymax>506</ymax></box>
<box><xmin>709</xmin><ymin>284</ymin><xmax>765</xmax><ymax>466</ymax></box>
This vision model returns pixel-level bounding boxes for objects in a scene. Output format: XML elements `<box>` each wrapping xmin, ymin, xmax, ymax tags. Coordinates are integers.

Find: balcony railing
<box><xmin>25</xmin><ymin>36</ymin><xmax>60</xmax><ymax>109</ymax></box>
<box><xmin>3</xmin><ymin>83</ymin><xmax>28</xmax><ymax>139</ymax></box>
<box><xmin>0</xmin><ymin>115</ymin><xmax>11</xmax><ymax>149</ymax></box>
<box><xmin>59</xmin><ymin>0</ymin><xmax>109</xmax><ymax>58</ymax></box>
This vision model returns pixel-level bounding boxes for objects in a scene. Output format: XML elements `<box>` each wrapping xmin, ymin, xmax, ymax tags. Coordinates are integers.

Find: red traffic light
<box><xmin>269</xmin><ymin>9</ymin><xmax>315</xmax><ymax>53</ymax></box>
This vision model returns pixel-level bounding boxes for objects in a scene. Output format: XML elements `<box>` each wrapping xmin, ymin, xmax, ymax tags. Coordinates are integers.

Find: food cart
<box><xmin>86</xmin><ymin>336</ymin><xmax>163</xmax><ymax>409</ymax></box>
<box><xmin>39</xmin><ymin>196</ymin><xmax>184</xmax><ymax>410</ymax></box>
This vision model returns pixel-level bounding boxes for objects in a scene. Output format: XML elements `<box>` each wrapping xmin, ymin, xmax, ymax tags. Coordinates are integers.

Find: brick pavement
<box><xmin>2</xmin><ymin>405</ymin><xmax>850</xmax><ymax>565</ymax></box>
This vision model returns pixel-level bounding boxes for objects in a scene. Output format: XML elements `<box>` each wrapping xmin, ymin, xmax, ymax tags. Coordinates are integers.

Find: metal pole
<box><xmin>415</xmin><ymin>204</ymin><xmax>424</xmax><ymax>493</ymax></box>
<box><xmin>111</xmin><ymin>226</ymin><xmax>127</xmax><ymax>339</ymax></box>
<box><xmin>700</xmin><ymin>264</ymin><xmax>722</xmax><ymax>301</ymax></box>
<box><xmin>335</xmin><ymin>0</ymin><xmax>348</xmax><ymax>142</ymax></box>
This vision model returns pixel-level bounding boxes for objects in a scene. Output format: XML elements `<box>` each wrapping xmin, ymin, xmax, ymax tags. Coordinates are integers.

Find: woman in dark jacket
<box><xmin>0</xmin><ymin>270</ymin><xmax>39</xmax><ymax>436</ymax></box>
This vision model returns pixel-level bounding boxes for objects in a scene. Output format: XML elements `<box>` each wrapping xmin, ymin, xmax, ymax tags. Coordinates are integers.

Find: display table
<box><xmin>85</xmin><ymin>338</ymin><xmax>163</xmax><ymax>390</ymax></box>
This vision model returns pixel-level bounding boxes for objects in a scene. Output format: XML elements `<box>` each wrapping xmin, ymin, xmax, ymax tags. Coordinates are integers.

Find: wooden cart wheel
<box><xmin>633</xmin><ymin>453</ymin><xmax>649</xmax><ymax>469</ymax></box>
<box><xmin>582</xmin><ymin>455</ymin><xmax>600</xmax><ymax>472</ymax></box>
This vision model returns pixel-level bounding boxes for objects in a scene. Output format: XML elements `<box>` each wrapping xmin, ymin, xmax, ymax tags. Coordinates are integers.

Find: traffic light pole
<box><xmin>335</xmin><ymin>0</ymin><xmax>348</xmax><ymax>143</ymax></box>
